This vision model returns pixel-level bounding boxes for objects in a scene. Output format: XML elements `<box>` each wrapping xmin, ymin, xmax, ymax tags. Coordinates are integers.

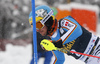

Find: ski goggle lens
<box><xmin>36</xmin><ymin>21</ymin><xmax>44</xmax><ymax>30</ymax></box>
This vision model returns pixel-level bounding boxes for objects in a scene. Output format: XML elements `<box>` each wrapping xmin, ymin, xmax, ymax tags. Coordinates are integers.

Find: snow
<box><xmin>0</xmin><ymin>44</ymin><xmax>85</xmax><ymax>64</ymax></box>
<box><xmin>0</xmin><ymin>44</ymin><xmax>32</xmax><ymax>64</ymax></box>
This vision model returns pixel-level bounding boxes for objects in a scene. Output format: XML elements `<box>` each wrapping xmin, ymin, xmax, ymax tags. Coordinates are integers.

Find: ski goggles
<box><xmin>36</xmin><ymin>20</ymin><xmax>44</xmax><ymax>30</ymax></box>
<box><xmin>36</xmin><ymin>10</ymin><xmax>54</xmax><ymax>30</ymax></box>
<box><xmin>29</xmin><ymin>10</ymin><xmax>54</xmax><ymax>30</ymax></box>
<box><xmin>29</xmin><ymin>17</ymin><xmax>44</xmax><ymax>30</ymax></box>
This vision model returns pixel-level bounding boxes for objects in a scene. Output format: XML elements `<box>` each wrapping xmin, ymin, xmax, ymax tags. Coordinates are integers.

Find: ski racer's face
<box><xmin>36</xmin><ymin>25</ymin><xmax>47</xmax><ymax>36</ymax></box>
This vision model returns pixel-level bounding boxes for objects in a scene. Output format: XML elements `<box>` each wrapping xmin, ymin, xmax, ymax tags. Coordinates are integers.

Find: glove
<box><xmin>40</xmin><ymin>39</ymin><xmax>57</xmax><ymax>51</ymax></box>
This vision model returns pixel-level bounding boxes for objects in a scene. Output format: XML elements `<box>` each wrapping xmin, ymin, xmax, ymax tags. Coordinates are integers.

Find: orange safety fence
<box><xmin>55</xmin><ymin>8</ymin><xmax>71</xmax><ymax>20</ymax></box>
<box><xmin>54</xmin><ymin>7</ymin><xmax>98</xmax><ymax>34</ymax></box>
<box><xmin>71</xmin><ymin>8</ymin><xmax>97</xmax><ymax>33</ymax></box>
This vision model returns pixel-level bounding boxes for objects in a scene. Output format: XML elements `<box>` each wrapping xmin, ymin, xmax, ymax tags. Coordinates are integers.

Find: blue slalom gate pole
<box><xmin>31</xmin><ymin>0</ymin><xmax>37</xmax><ymax>64</ymax></box>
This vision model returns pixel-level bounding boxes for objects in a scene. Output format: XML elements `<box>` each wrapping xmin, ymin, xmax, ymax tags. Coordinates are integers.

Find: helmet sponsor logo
<box><xmin>36</xmin><ymin>9</ymin><xmax>47</xmax><ymax>18</ymax></box>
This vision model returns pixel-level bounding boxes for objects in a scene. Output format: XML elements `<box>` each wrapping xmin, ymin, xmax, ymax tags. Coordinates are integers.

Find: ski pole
<box><xmin>57</xmin><ymin>48</ymin><xmax>100</xmax><ymax>58</ymax></box>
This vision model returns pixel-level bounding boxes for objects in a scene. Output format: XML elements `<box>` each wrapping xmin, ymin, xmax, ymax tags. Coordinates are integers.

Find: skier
<box><xmin>29</xmin><ymin>5</ymin><xmax>100</xmax><ymax>64</ymax></box>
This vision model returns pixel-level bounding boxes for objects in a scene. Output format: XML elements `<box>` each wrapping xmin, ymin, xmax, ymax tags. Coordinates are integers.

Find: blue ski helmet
<box><xmin>29</xmin><ymin>5</ymin><xmax>55</xmax><ymax>29</ymax></box>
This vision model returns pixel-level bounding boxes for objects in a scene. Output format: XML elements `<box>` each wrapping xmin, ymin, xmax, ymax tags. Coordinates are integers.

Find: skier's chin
<box><xmin>41</xmin><ymin>33</ymin><xmax>46</xmax><ymax>36</ymax></box>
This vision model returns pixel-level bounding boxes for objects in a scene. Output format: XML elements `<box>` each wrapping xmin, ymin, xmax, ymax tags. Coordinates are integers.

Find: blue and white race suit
<box><xmin>51</xmin><ymin>16</ymin><xmax>100</xmax><ymax>64</ymax></box>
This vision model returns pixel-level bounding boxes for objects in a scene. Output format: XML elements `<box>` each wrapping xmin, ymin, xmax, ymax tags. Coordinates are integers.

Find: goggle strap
<box><xmin>40</xmin><ymin>10</ymin><xmax>53</xmax><ymax>25</ymax></box>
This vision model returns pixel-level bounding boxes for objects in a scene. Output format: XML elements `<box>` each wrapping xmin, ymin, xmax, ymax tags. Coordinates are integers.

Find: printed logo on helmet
<box><xmin>36</xmin><ymin>9</ymin><xmax>47</xmax><ymax>18</ymax></box>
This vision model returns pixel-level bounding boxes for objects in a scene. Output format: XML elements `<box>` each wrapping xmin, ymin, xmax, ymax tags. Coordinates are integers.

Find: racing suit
<box><xmin>51</xmin><ymin>16</ymin><xmax>100</xmax><ymax>64</ymax></box>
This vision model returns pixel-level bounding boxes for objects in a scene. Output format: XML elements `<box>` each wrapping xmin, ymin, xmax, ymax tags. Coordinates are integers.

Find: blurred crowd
<box><xmin>0</xmin><ymin>0</ymin><xmax>32</xmax><ymax>51</ymax></box>
<box><xmin>0</xmin><ymin>0</ymin><xmax>100</xmax><ymax>51</ymax></box>
<box><xmin>0</xmin><ymin>0</ymin><xmax>31</xmax><ymax>39</ymax></box>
